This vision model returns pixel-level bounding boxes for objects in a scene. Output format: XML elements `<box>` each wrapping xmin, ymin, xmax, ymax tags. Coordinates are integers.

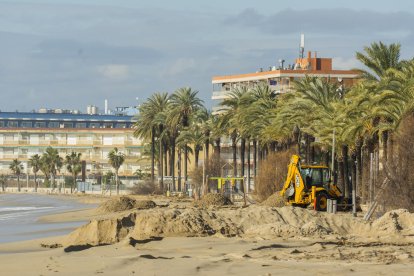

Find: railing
<box><xmin>212</xmin><ymin>91</ymin><xmax>230</xmax><ymax>99</ymax></box>
<box><xmin>269</xmin><ymin>84</ymin><xmax>292</xmax><ymax>94</ymax></box>
<box><xmin>1</xmin><ymin>140</ymin><xmax>20</xmax><ymax>145</ymax></box>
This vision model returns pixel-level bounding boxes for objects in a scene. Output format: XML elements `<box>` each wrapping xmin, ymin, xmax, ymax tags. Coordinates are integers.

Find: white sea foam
<box><xmin>0</xmin><ymin>206</ymin><xmax>54</xmax><ymax>221</ymax></box>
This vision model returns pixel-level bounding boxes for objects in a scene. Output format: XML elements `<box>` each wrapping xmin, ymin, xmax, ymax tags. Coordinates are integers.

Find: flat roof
<box><xmin>0</xmin><ymin>112</ymin><xmax>135</xmax><ymax>122</ymax></box>
<box><xmin>212</xmin><ymin>69</ymin><xmax>360</xmax><ymax>84</ymax></box>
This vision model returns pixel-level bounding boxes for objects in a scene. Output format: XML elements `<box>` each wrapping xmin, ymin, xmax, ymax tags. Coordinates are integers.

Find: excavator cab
<box><xmin>300</xmin><ymin>166</ymin><xmax>331</xmax><ymax>190</ymax></box>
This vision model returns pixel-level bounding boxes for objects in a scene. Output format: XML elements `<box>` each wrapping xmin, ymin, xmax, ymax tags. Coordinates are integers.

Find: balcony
<box><xmin>1</xmin><ymin>140</ymin><xmax>19</xmax><ymax>146</ymax></box>
<box><xmin>212</xmin><ymin>91</ymin><xmax>230</xmax><ymax>100</ymax></box>
<box><xmin>269</xmin><ymin>84</ymin><xmax>291</xmax><ymax>94</ymax></box>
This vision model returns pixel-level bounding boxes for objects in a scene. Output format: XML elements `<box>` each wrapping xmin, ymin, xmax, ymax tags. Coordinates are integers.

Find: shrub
<box><xmin>130</xmin><ymin>180</ymin><xmax>162</xmax><ymax>195</ymax></box>
<box><xmin>382</xmin><ymin>116</ymin><xmax>414</xmax><ymax>211</ymax></box>
<box><xmin>254</xmin><ymin>149</ymin><xmax>295</xmax><ymax>202</ymax></box>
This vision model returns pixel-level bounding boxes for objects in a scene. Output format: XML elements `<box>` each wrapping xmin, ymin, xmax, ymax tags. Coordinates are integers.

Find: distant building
<box><xmin>210</xmin><ymin>44</ymin><xmax>361</xmax><ymax>183</ymax></box>
<box><xmin>0</xmin><ymin>111</ymin><xmax>145</xmax><ymax>186</ymax></box>
<box><xmin>212</xmin><ymin>51</ymin><xmax>359</xmax><ymax>111</ymax></box>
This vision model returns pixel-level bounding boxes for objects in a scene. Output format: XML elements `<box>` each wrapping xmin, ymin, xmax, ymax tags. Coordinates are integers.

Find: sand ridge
<box><xmin>63</xmin><ymin>204</ymin><xmax>414</xmax><ymax>247</ymax></box>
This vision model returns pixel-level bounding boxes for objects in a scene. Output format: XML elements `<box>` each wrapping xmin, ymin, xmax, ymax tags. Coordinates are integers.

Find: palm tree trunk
<box><xmin>351</xmin><ymin>150</ymin><xmax>357</xmax><ymax>201</ymax></box>
<box><xmin>382</xmin><ymin>130</ymin><xmax>388</xmax><ymax>161</ymax></box>
<box><xmin>194</xmin><ymin>146</ymin><xmax>200</xmax><ymax>169</ymax></box>
<box><xmin>151</xmin><ymin>127</ymin><xmax>155</xmax><ymax>182</ymax></box>
<box><xmin>164</xmin><ymin>142</ymin><xmax>168</xmax><ymax>177</ymax></box>
<box><xmin>214</xmin><ymin>138</ymin><xmax>220</xmax><ymax>157</ymax></box>
<box><xmin>240</xmin><ymin>138</ymin><xmax>246</xmax><ymax>178</ymax></box>
<box><xmin>356</xmin><ymin>139</ymin><xmax>363</xmax><ymax>198</ymax></box>
<box><xmin>204</xmin><ymin>139</ymin><xmax>209</xmax><ymax>169</ymax></box>
<box><xmin>343</xmin><ymin>145</ymin><xmax>350</xmax><ymax>200</ymax></box>
<box><xmin>159</xmin><ymin>138</ymin><xmax>164</xmax><ymax>192</ymax></box>
<box><xmin>232</xmin><ymin>136</ymin><xmax>237</xmax><ymax>177</ymax></box>
<box><xmin>178</xmin><ymin>149</ymin><xmax>182</xmax><ymax>191</ymax></box>
<box><xmin>184</xmin><ymin>144</ymin><xmax>188</xmax><ymax>183</ymax></box>
<box><xmin>170</xmin><ymin>136</ymin><xmax>176</xmax><ymax>191</ymax></box>
<box><xmin>305</xmin><ymin>133</ymin><xmax>310</xmax><ymax>163</ymax></box>
<box><xmin>34</xmin><ymin>172</ymin><xmax>38</xmax><ymax>192</ymax></box>
<box><xmin>72</xmin><ymin>173</ymin><xmax>76</xmax><ymax>193</ymax></box>
<box><xmin>52</xmin><ymin>174</ymin><xmax>56</xmax><ymax>190</ymax></box>
<box><xmin>324</xmin><ymin>151</ymin><xmax>330</xmax><ymax>167</ymax></box>
<box><xmin>253</xmin><ymin>140</ymin><xmax>257</xmax><ymax>177</ymax></box>
<box><xmin>247</xmin><ymin>138</ymin><xmax>251</xmax><ymax>192</ymax></box>
<box><xmin>337</xmin><ymin>152</ymin><xmax>345</xmax><ymax>197</ymax></box>
<box><xmin>258</xmin><ymin>142</ymin><xmax>262</xmax><ymax>161</ymax></box>
<box><xmin>17</xmin><ymin>175</ymin><xmax>20</xmax><ymax>192</ymax></box>
<box><xmin>116</xmin><ymin>171</ymin><xmax>119</xmax><ymax>195</ymax></box>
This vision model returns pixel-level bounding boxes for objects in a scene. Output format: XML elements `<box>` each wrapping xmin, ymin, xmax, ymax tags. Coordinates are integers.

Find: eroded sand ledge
<box><xmin>1</xmin><ymin>196</ymin><xmax>414</xmax><ymax>275</ymax></box>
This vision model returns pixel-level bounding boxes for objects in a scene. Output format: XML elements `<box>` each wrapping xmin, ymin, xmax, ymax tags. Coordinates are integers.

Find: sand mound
<box><xmin>64</xmin><ymin>213</ymin><xmax>136</xmax><ymax>246</ymax></box>
<box><xmin>99</xmin><ymin>196</ymin><xmax>137</xmax><ymax>213</ymax></box>
<box><xmin>261</xmin><ymin>192</ymin><xmax>286</xmax><ymax>207</ymax></box>
<box><xmin>65</xmin><ymin>203</ymin><xmax>414</xmax><ymax>248</ymax></box>
<box><xmin>135</xmin><ymin>200</ymin><xmax>157</xmax><ymax>209</ymax></box>
<box><xmin>193</xmin><ymin>193</ymin><xmax>232</xmax><ymax>208</ymax></box>
<box><xmin>371</xmin><ymin>209</ymin><xmax>414</xmax><ymax>236</ymax></box>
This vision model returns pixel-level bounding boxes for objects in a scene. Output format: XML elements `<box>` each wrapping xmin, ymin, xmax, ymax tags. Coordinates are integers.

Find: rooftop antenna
<box><xmin>299</xmin><ymin>33</ymin><xmax>305</xmax><ymax>59</ymax></box>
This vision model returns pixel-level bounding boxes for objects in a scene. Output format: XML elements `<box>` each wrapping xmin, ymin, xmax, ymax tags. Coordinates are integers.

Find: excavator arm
<box><xmin>279</xmin><ymin>155</ymin><xmax>301</xmax><ymax>197</ymax></box>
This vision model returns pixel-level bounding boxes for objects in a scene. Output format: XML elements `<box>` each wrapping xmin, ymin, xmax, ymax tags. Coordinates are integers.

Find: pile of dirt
<box><xmin>261</xmin><ymin>192</ymin><xmax>286</xmax><ymax>207</ymax></box>
<box><xmin>135</xmin><ymin>200</ymin><xmax>157</xmax><ymax>209</ymax></box>
<box><xmin>99</xmin><ymin>196</ymin><xmax>137</xmax><ymax>213</ymax></box>
<box><xmin>371</xmin><ymin>209</ymin><xmax>414</xmax><ymax>236</ymax></box>
<box><xmin>64</xmin><ymin>213</ymin><xmax>136</xmax><ymax>246</ymax></box>
<box><xmin>193</xmin><ymin>193</ymin><xmax>233</xmax><ymax>208</ymax></box>
<box><xmin>64</xmin><ymin>203</ymin><xmax>414</xmax><ymax>248</ymax></box>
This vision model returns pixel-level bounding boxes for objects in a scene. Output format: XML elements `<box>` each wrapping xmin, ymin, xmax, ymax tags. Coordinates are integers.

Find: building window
<box><xmin>21</xmin><ymin>121</ymin><xmax>32</xmax><ymax>128</ymax></box>
<box><xmin>48</xmin><ymin>122</ymin><xmax>59</xmax><ymax>128</ymax></box>
<box><xmin>103</xmin><ymin>123</ymin><xmax>113</xmax><ymax>128</ymax></box>
<box><xmin>0</xmin><ymin>121</ymin><xmax>4</xmax><ymax>127</ymax></box>
<box><xmin>34</xmin><ymin>122</ymin><xmax>46</xmax><ymax>128</ymax></box>
<box><xmin>89</xmin><ymin>123</ymin><xmax>100</xmax><ymax>128</ymax></box>
<box><xmin>63</xmin><ymin>123</ymin><xmax>73</xmax><ymax>128</ymax></box>
<box><xmin>115</xmin><ymin>123</ymin><xmax>126</xmax><ymax>128</ymax></box>
<box><xmin>75</xmin><ymin>123</ymin><xmax>87</xmax><ymax>128</ymax></box>
<box><xmin>8</xmin><ymin>121</ymin><xmax>18</xmax><ymax>128</ymax></box>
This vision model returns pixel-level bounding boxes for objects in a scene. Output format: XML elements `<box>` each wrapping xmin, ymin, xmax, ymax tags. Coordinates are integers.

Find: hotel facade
<box><xmin>0</xmin><ymin>111</ymin><xmax>144</xmax><ymax>187</ymax></box>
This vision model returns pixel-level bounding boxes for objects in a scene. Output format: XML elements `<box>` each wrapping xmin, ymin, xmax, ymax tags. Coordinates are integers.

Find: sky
<box><xmin>1</xmin><ymin>0</ymin><xmax>414</xmax><ymax>113</ymax></box>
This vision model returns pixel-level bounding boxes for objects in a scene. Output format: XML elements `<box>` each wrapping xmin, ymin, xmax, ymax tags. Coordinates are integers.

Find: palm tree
<box><xmin>209</xmin><ymin>113</ymin><xmax>226</xmax><ymax>157</ymax></box>
<box><xmin>134</xmin><ymin>93</ymin><xmax>170</xmax><ymax>182</ymax></box>
<box><xmin>9</xmin><ymin>159</ymin><xmax>23</xmax><ymax>192</ymax></box>
<box><xmin>39</xmin><ymin>155</ymin><xmax>51</xmax><ymax>187</ymax></box>
<box><xmin>108</xmin><ymin>147</ymin><xmax>125</xmax><ymax>195</ymax></box>
<box><xmin>169</xmin><ymin>87</ymin><xmax>204</xmax><ymax>183</ymax></box>
<box><xmin>356</xmin><ymin>41</ymin><xmax>401</xmax><ymax>81</ymax></box>
<box><xmin>28</xmin><ymin>154</ymin><xmax>41</xmax><ymax>192</ymax></box>
<box><xmin>219</xmin><ymin>87</ymin><xmax>250</xmax><ymax>177</ymax></box>
<box><xmin>42</xmin><ymin>147</ymin><xmax>63</xmax><ymax>190</ymax></box>
<box><xmin>65</xmin><ymin>152</ymin><xmax>82</xmax><ymax>193</ymax></box>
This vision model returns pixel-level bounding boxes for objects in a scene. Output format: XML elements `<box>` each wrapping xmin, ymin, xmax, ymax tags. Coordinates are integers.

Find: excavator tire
<box><xmin>315</xmin><ymin>192</ymin><xmax>329</xmax><ymax>211</ymax></box>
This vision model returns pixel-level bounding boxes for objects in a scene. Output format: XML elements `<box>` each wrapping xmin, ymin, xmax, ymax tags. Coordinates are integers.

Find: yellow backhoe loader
<box><xmin>279</xmin><ymin>155</ymin><xmax>342</xmax><ymax>211</ymax></box>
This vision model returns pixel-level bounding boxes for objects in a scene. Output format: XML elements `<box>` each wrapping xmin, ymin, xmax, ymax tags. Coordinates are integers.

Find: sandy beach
<box><xmin>0</xmin><ymin>194</ymin><xmax>413</xmax><ymax>276</ymax></box>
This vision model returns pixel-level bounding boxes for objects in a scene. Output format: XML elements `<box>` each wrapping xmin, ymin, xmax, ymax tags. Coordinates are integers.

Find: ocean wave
<box><xmin>0</xmin><ymin>206</ymin><xmax>55</xmax><ymax>221</ymax></box>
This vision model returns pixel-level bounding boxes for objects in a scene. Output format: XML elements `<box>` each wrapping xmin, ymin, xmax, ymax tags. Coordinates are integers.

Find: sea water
<box><xmin>0</xmin><ymin>194</ymin><xmax>93</xmax><ymax>243</ymax></box>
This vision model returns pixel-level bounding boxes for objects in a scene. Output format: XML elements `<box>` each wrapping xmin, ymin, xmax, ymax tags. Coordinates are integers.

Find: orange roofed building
<box><xmin>212</xmin><ymin>51</ymin><xmax>360</xmax><ymax>108</ymax></box>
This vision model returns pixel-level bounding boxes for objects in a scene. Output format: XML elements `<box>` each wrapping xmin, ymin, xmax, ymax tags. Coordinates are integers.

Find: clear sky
<box><xmin>1</xmin><ymin>0</ymin><xmax>413</xmax><ymax>112</ymax></box>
